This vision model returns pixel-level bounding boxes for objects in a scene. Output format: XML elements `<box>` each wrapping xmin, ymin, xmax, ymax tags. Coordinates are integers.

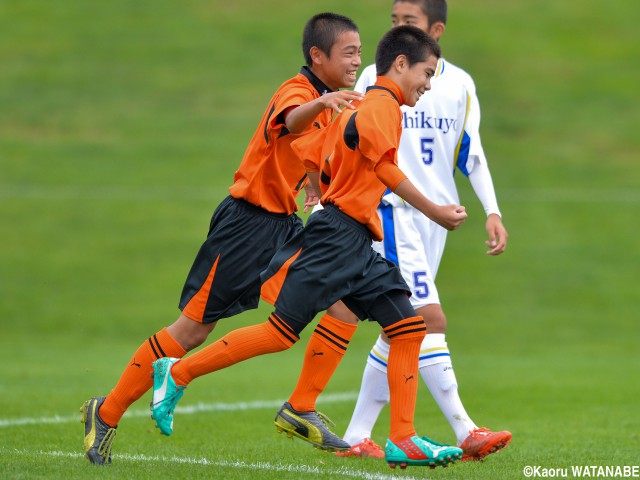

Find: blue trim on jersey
<box><xmin>379</xmin><ymin>202</ymin><xmax>398</xmax><ymax>266</ymax></box>
<box><xmin>419</xmin><ymin>352</ymin><xmax>451</xmax><ymax>361</ymax></box>
<box><xmin>456</xmin><ymin>131</ymin><xmax>472</xmax><ymax>177</ymax></box>
<box><xmin>369</xmin><ymin>352</ymin><xmax>388</xmax><ymax>368</ymax></box>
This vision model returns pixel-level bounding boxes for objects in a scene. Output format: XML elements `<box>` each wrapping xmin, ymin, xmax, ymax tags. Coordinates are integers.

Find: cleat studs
<box><xmin>389</xmin><ymin>463</ymin><xmax>396</xmax><ymax>469</ymax></box>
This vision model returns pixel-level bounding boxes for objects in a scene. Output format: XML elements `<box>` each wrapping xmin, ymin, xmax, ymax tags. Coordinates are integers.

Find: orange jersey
<box><xmin>292</xmin><ymin>77</ymin><xmax>408</xmax><ymax>241</ymax></box>
<box><xmin>228</xmin><ymin>67</ymin><xmax>335</xmax><ymax>215</ymax></box>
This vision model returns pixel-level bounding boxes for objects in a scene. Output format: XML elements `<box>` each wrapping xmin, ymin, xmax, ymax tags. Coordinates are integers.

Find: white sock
<box><xmin>419</xmin><ymin>333</ymin><xmax>477</xmax><ymax>444</ymax></box>
<box><xmin>342</xmin><ymin>335</ymin><xmax>390</xmax><ymax>446</ymax></box>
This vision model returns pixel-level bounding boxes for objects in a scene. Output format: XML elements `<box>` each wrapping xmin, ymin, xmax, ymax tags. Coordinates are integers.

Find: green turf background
<box><xmin>1</xmin><ymin>0</ymin><xmax>638</xmax><ymax>478</ymax></box>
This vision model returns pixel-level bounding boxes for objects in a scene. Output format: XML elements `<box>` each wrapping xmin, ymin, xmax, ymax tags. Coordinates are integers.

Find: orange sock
<box><xmin>171</xmin><ymin>312</ymin><xmax>299</xmax><ymax>386</ymax></box>
<box><xmin>384</xmin><ymin>316</ymin><xmax>426</xmax><ymax>443</ymax></box>
<box><xmin>99</xmin><ymin>327</ymin><xmax>186</xmax><ymax>427</ymax></box>
<box><xmin>288</xmin><ymin>314</ymin><xmax>358</xmax><ymax>412</ymax></box>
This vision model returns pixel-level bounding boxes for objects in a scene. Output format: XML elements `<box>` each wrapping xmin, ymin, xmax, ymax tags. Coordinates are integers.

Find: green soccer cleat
<box><xmin>385</xmin><ymin>435</ymin><xmax>462</xmax><ymax>469</ymax></box>
<box><xmin>151</xmin><ymin>357</ymin><xmax>185</xmax><ymax>435</ymax></box>
<box><xmin>274</xmin><ymin>402</ymin><xmax>350</xmax><ymax>452</ymax></box>
<box><xmin>80</xmin><ymin>396</ymin><xmax>117</xmax><ymax>465</ymax></box>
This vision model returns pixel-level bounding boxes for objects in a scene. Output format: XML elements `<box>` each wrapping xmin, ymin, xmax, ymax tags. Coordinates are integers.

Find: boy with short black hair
<box><xmin>80</xmin><ymin>12</ymin><xmax>363</xmax><ymax>465</ymax></box>
<box><xmin>338</xmin><ymin>0</ymin><xmax>511</xmax><ymax>461</ymax></box>
<box><xmin>152</xmin><ymin>25</ymin><xmax>467</xmax><ymax>470</ymax></box>
<box><xmin>275</xmin><ymin>0</ymin><xmax>511</xmax><ymax>462</ymax></box>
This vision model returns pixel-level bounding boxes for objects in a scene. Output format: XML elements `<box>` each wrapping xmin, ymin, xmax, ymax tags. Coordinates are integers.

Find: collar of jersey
<box><xmin>300</xmin><ymin>66</ymin><xmax>336</xmax><ymax>96</ymax></box>
<box><xmin>366</xmin><ymin>77</ymin><xmax>405</xmax><ymax>106</ymax></box>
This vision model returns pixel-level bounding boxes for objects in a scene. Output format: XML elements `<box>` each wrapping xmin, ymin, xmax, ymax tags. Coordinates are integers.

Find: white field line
<box><xmin>0</xmin><ymin>391</ymin><xmax>359</xmax><ymax>428</ymax></box>
<box><xmin>1</xmin><ymin>185</ymin><xmax>639</xmax><ymax>203</ymax></box>
<box><xmin>6</xmin><ymin>448</ymin><xmax>424</xmax><ymax>480</ymax></box>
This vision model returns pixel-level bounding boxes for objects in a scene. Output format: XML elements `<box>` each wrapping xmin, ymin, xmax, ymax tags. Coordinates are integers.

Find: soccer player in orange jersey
<box><xmin>152</xmin><ymin>26</ymin><xmax>469</xmax><ymax>470</ymax></box>
<box><xmin>80</xmin><ymin>12</ymin><xmax>364</xmax><ymax>465</ymax></box>
<box><xmin>280</xmin><ymin>0</ymin><xmax>511</xmax><ymax>462</ymax></box>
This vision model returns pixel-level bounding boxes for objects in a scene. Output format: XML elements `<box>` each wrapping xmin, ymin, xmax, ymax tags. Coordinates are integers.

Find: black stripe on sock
<box><xmin>151</xmin><ymin>334</ymin><xmax>167</xmax><ymax>357</ymax></box>
<box><xmin>268</xmin><ymin>315</ymin><xmax>299</xmax><ymax>345</ymax></box>
<box><xmin>384</xmin><ymin>318</ymin><xmax>424</xmax><ymax>336</ymax></box>
<box><xmin>386</xmin><ymin>326</ymin><xmax>427</xmax><ymax>339</ymax></box>
<box><xmin>271</xmin><ymin>312</ymin><xmax>297</xmax><ymax>336</ymax></box>
<box><xmin>313</xmin><ymin>327</ymin><xmax>348</xmax><ymax>351</ymax></box>
<box><xmin>147</xmin><ymin>337</ymin><xmax>160</xmax><ymax>359</ymax></box>
<box><xmin>316</xmin><ymin>323</ymin><xmax>349</xmax><ymax>346</ymax></box>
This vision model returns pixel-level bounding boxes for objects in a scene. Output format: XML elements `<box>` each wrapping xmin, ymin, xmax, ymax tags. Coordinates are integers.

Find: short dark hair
<box><xmin>302</xmin><ymin>13</ymin><xmax>359</xmax><ymax>66</ymax></box>
<box><xmin>375</xmin><ymin>25</ymin><xmax>441</xmax><ymax>75</ymax></box>
<box><xmin>393</xmin><ymin>0</ymin><xmax>447</xmax><ymax>26</ymax></box>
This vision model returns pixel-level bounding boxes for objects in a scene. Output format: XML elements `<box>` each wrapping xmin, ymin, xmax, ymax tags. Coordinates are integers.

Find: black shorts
<box><xmin>179</xmin><ymin>196</ymin><xmax>303</xmax><ymax>324</ymax></box>
<box><xmin>260</xmin><ymin>204</ymin><xmax>411</xmax><ymax>333</ymax></box>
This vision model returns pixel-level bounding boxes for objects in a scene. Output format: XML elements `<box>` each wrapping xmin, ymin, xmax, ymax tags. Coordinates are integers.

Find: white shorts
<box><xmin>372</xmin><ymin>203</ymin><xmax>448</xmax><ymax>309</ymax></box>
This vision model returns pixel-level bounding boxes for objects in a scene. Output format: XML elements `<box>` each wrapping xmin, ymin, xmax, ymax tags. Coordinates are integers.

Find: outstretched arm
<box><xmin>284</xmin><ymin>91</ymin><xmax>364</xmax><ymax>134</ymax></box>
<box><xmin>394</xmin><ymin>179</ymin><xmax>467</xmax><ymax>231</ymax></box>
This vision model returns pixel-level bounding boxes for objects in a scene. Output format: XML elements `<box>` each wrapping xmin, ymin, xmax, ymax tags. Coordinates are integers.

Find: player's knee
<box><xmin>369</xmin><ymin>290</ymin><xmax>416</xmax><ymax>328</ymax></box>
<box><xmin>327</xmin><ymin>301</ymin><xmax>359</xmax><ymax>325</ymax></box>
<box><xmin>169</xmin><ymin>315</ymin><xmax>217</xmax><ymax>351</ymax></box>
<box><xmin>419</xmin><ymin>305</ymin><xmax>447</xmax><ymax>333</ymax></box>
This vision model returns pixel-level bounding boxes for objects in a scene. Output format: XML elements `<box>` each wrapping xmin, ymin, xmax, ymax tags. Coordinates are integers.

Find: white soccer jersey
<box><xmin>355</xmin><ymin>59</ymin><xmax>497</xmax><ymax>211</ymax></box>
<box><xmin>357</xmin><ymin>59</ymin><xmax>501</xmax><ymax>305</ymax></box>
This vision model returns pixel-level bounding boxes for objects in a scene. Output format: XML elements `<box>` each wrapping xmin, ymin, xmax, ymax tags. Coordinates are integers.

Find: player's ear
<box><xmin>427</xmin><ymin>21</ymin><xmax>445</xmax><ymax>41</ymax></box>
<box><xmin>394</xmin><ymin>54</ymin><xmax>408</xmax><ymax>72</ymax></box>
<box><xmin>309</xmin><ymin>46</ymin><xmax>324</xmax><ymax>66</ymax></box>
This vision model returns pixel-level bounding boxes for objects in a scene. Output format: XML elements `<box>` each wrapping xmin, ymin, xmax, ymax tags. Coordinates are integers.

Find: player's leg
<box><xmin>151</xmin><ymin>217</ymin><xmax>322</xmax><ymax>435</ymax></box>
<box><xmin>80</xmin><ymin>317</ymin><xmax>203</xmax><ymax>464</ymax></box>
<box><xmin>368</xmin><ymin>290</ymin><xmax>462</xmax><ymax>469</ymax></box>
<box><xmin>415</xmin><ymin>214</ymin><xmax>512</xmax><ymax>460</ymax></box>
<box><xmin>84</xmin><ymin>197</ymin><xmax>303</xmax><ymax>460</ymax></box>
<box><xmin>152</xmin><ymin>312</ymin><xmax>299</xmax><ymax>434</ymax></box>
<box><xmin>340</xmin><ymin>204</ymin><xmax>421</xmax><ymax>454</ymax></box>
<box><xmin>338</xmin><ymin>333</ymin><xmax>389</xmax><ymax>457</ymax></box>
<box><xmin>274</xmin><ymin>301</ymin><xmax>358</xmax><ymax>451</ymax></box>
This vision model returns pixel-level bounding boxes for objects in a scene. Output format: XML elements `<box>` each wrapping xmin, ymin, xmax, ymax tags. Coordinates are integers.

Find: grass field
<box><xmin>1</xmin><ymin>0</ymin><xmax>639</xmax><ymax>479</ymax></box>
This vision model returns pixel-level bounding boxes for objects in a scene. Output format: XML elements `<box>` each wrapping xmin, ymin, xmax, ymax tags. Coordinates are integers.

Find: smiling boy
<box><xmin>152</xmin><ymin>25</ymin><xmax>467</xmax><ymax>470</ymax></box>
<box><xmin>80</xmin><ymin>12</ymin><xmax>363</xmax><ymax>465</ymax></box>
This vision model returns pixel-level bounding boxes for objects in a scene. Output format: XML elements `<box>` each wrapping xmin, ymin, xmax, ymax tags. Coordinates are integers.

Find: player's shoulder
<box><xmin>438</xmin><ymin>58</ymin><xmax>476</xmax><ymax>91</ymax></box>
<box><xmin>278</xmin><ymin>71</ymin><xmax>314</xmax><ymax>92</ymax></box>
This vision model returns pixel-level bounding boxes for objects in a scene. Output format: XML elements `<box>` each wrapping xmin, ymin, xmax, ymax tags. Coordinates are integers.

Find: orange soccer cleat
<box><xmin>459</xmin><ymin>427</ymin><xmax>512</xmax><ymax>461</ymax></box>
<box><xmin>335</xmin><ymin>438</ymin><xmax>385</xmax><ymax>459</ymax></box>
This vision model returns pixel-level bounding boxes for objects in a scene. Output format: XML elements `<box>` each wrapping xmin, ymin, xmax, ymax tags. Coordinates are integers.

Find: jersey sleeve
<box><xmin>374</xmin><ymin>153</ymin><xmax>407</xmax><ymax>190</ymax></box>
<box><xmin>269</xmin><ymin>83</ymin><xmax>314</xmax><ymax>132</ymax></box>
<box><xmin>357</xmin><ymin>104</ymin><xmax>401</xmax><ymax>167</ymax></box>
<box><xmin>458</xmin><ymin>75</ymin><xmax>488</xmax><ymax>172</ymax></box>
<box><xmin>459</xmin><ymin>73</ymin><xmax>501</xmax><ymax>217</ymax></box>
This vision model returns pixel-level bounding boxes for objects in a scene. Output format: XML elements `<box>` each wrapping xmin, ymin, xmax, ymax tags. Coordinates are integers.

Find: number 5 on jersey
<box><xmin>413</xmin><ymin>271</ymin><xmax>430</xmax><ymax>299</ymax></box>
<box><xmin>420</xmin><ymin>137</ymin><xmax>434</xmax><ymax>165</ymax></box>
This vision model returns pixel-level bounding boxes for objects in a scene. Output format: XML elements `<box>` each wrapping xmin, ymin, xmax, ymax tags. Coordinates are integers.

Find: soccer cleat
<box><xmin>335</xmin><ymin>438</ymin><xmax>385</xmax><ymax>458</ymax></box>
<box><xmin>274</xmin><ymin>402</ymin><xmax>350</xmax><ymax>452</ymax></box>
<box><xmin>151</xmin><ymin>357</ymin><xmax>185</xmax><ymax>436</ymax></box>
<box><xmin>459</xmin><ymin>427</ymin><xmax>512</xmax><ymax>461</ymax></box>
<box><xmin>385</xmin><ymin>435</ymin><xmax>462</xmax><ymax>469</ymax></box>
<box><xmin>80</xmin><ymin>396</ymin><xmax>117</xmax><ymax>465</ymax></box>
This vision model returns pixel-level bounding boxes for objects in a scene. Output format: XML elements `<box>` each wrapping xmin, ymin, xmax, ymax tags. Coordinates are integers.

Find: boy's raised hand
<box><xmin>321</xmin><ymin>90</ymin><xmax>364</xmax><ymax>113</ymax></box>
